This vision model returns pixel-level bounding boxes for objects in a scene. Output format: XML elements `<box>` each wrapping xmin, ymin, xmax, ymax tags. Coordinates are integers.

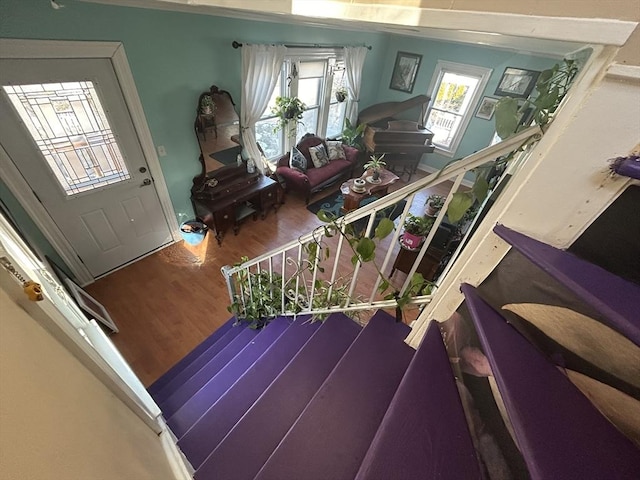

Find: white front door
<box><xmin>0</xmin><ymin>58</ymin><xmax>172</xmax><ymax>278</ymax></box>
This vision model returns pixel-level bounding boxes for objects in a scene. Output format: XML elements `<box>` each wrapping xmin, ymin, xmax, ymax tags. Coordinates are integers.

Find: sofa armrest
<box><xmin>276</xmin><ymin>153</ymin><xmax>290</xmax><ymax>169</ymax></box>
<box><xmin>276</xmin><ymin>165</ymin><xmax>310</xmax><ymax>192</ymax></box>
<box><xmin>343</xmin><ymin>145</ymin><xmax>360</xmax><ymax>164</ymax></box>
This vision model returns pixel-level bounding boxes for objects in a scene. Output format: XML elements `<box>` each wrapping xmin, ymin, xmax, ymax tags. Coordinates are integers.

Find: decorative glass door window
<box><xmin>3</xmin><ymin>82</ymin><xmax>130</xmax><ymax>196</ymax></box>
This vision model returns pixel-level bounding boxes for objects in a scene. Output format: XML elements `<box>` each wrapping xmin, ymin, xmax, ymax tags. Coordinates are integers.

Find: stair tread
<box><xmin>166</xmin><ymin>317</ymin><xmax>291</xmax><ymax>436</ymax></box>
<box><xmin>178</xmin><ymin>316</ymin><xmax>321</xmax><ymax>469</ymax></box>
<box><xmin>147</xmin><ymin>317</ymin><xmax>235</xmax><ymax>396</ymax></box>
<box><xmin>495</xmin><ymin>224</ymin><xmax>640</xmax><ymax>346</ymax></box>
<box><xmin>254</xmin><ymin>311</ymin><xmax>414</xmax><ymax>480</ymax></box>
<box><xmin>151</xmin><ymin>321</ymin><xmax>247</xmax><ymax>403</ymax></box>
<box><xmin>355</xmin><ymin>321</ymin><xmax>482</xmax><ymax>480</ymax></box>
<box><xmin>194</xmin><ymin>313</ymin><xmax>361</xmax><ymax>480</ymax></box>
<box><xmin>462</xmin><ymin>283</ymin><xmax>640</xmax><ymax>479</ymax></box>
<box><xmin>159</xmin><ymin>326</ymin><xmax>259</xmax><ymax>417</ymax></box>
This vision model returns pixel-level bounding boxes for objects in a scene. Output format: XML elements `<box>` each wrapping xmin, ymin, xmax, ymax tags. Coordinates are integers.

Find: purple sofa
<box><xmin>275</xmin><ymin>135</ymin><xmax>358</xmax><ymax>203</ymax></box>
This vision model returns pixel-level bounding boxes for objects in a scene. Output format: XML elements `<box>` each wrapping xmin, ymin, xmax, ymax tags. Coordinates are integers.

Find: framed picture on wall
<box><xmin>389</xmin><ymin>51</ymin><xmax>422</xmax><ymax>93</ymax></box>
<box><xmin>475</xmin><ymin>96</ymin><xmax>499</xmax><ymax>120</ymax></box>
<box><xmin>494</xmin><ymin>67</ymin><xmax>540</xmax><ymax>99</ymax></box>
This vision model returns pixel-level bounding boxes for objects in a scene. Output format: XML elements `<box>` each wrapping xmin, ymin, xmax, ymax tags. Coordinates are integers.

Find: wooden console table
<box><xmin>191</xmin><ymin>164</ymin><xmax>283</xmax><ymax>245</ymax></box>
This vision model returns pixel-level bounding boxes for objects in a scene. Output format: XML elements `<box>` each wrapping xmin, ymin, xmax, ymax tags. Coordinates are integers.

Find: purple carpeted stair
<box><xmin>494</xmin><ymin>224</ymin><xmax>640</xmax><ymax>346</ymax></box>
<box><xmin>147</xmin><ymin>317</ymin><xmax>234</xmax><ymax>397</ymax></box>
<box><xmin>166</xmin><ymin>317</ymin><xmax>291</xmax><ymax>436</ymax></box>
<box><xmin>253</xmin><ymin>311</ymin><xmax>414</xmax><ymax>480</ymax></box>
<box><xmin>152</xmin><ymin>320</ymin><xmax>248</xmax><ymax>404</ymax></box>
<box><xmin>159</xmin><ymin>325</ymin><xmax>260</xmax><ymax>417</ymax></box>
<box><xmin>178</xmin><ymin>316</ymin><xmax>321</xmax><ymax>468</ymax></box>
<box><xmin>462</xmin><ymin>283</ymin><xmax>640</xmax><ymax>479</ymax></box>
<box><xmin>355</xmin><ymin>320</ymin><xmax>482</xmax><ymax>480</ymax></box>
<box><xmin>195</xmin><ymin>313</ymin><xmax>362</xmax><ymax>480</ymax></box>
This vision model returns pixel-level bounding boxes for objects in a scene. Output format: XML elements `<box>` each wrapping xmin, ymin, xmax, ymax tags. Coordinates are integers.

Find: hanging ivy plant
<box><xmin>271</xmin><ymin>96</ymin><xmax>307</xmax><ymax>132</ymax></box>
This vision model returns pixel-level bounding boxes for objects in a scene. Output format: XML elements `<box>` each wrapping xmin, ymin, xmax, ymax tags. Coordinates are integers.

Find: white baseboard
<box><xmin>159</xmin><ymin>418</ymin><xmax>194</xmax><ymax>479</ymax></box>
<box><xmin>417</xmin><ymin>163</ymin><xmax>475</xmax><ymax>188</ymax></box>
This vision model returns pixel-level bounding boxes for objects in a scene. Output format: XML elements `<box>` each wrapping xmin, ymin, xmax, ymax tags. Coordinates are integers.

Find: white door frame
<box><xmin>0</xmin><ymin>39</ymin><xmax>181</xmax><ymax>286</ymax></box>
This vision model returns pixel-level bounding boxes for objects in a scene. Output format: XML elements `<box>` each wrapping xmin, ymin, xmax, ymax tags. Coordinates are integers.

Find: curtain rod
<box><xmin>232</xmin><ymin>41</ymin><xmax>371</xmax><ymax>50</ymax></box>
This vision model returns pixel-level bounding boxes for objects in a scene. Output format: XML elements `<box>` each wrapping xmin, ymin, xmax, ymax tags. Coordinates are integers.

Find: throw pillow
<box><xmin>289</xmin><ymin>147</ymin><xmax>307</xmax><ymax>172</ymax></box>
<box><xmin>326</xmin><ymin>141</ymin><xmax>346</xmax><ymax>161</ymax></box>
<box><xmin>308</xmin><ymin>144</ymin><xmax>330</xmax><ymax>168</ymax></box>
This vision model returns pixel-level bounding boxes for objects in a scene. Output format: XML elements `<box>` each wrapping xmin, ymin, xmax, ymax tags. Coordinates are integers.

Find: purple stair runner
<box><xmin>253</xmin><ymin>311</ymin><xmax>414</xmax><ymax>480</ymax></box>
<box><xmin>178</xmin><ymin>317</ymin><xmax>321</xmax><ymax>469</ymax></box>
<box><xmin>159</xmin><ymin>326</ymin><xmax>259</xmax><ymax>417</ymax></box>
<box><xmin>494</xmin><ymin>224</ymin><xmax>640</xmax><ymax>346</ymax></box>
<box><xmin>166</xmin><ymin>317</ymin><xmax>291</xmax><ymax>437</ymax></box>
<box><xmin>152</xmin><ymin>321</ymin><xmax>248</xmax><ymax>404</ymax></box>
<box><xmin>194</xmin><ymin>313</ymin><xmax>361</xmax><ymax>480</ymax></box>
<box><xmin>462</xmin><ymin>283</ymin><xmax>640</xmax><ymax>479</ymax></box>
<box><xmin>355</xmin><ymin>320</ymin><xmax>482</xmax><ymax>480</ymax></box>
<box><xmin>147</xmin><ymin>317</ymin><xmax>234</xmax><ymax>397</ymax></box>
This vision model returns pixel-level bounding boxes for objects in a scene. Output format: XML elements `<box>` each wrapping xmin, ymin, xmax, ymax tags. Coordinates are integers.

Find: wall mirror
<box><xmin>194</xmin><ymin>85</ymin><xmax>242</xmax><ymax>174</ymax></box>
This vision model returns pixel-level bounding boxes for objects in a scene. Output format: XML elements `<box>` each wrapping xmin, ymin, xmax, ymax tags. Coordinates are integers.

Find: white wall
<box><xmin>0</xmin><ymin>281</ymin><xmax>177</xmax><ymax>480</ymax></box>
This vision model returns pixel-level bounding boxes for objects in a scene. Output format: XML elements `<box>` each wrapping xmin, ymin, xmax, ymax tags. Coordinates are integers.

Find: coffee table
<box><xmin>340</xmin><ymin>169</ymin><xmax>400</xmax><ymax>213</ymax></box>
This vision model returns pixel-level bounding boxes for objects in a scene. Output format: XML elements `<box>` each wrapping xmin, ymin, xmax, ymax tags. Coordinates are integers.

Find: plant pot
<box><xmin>426</xmin><ymin>204</ymin><xmax>440</xmax><ymax>217</ymax></box>
<box><xmin>180</xmin><ymin>220</ymin><xmax>208</xmax><ymax>246</ymax></box>
<box><xmin>372</xmin><ymin>170</ymin><xmax>380</xmax><ymax>181</ymax></box>
<box><xmin>401</xmin><ymin>232</ymin><xmax>424</xmax><ymax>249</ymax></box>
<box><xmin>335</xmin><ymin>92</ymin><xmax>346</xmax><ymax>102</ymax></box>
<box><xmin>284</xmin><ymin>107</ymin><xmax>297</xmax><ymax>120</ymax></box>
<box><xmin>201</xmin><ymin>106</ymin><xmax>213</xmax><ymax>115</ymax></box>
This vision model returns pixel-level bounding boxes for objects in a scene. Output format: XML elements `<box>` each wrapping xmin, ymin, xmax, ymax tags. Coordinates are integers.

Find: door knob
<box><xmin>139</xmin><ymin>166</ymin><xmax>147</xmax><ymax>173</ymax></box>
<box><xmin>140</xmin><ymin>178</ymin><xmax>152</xmax><ymax>187</ymax></box>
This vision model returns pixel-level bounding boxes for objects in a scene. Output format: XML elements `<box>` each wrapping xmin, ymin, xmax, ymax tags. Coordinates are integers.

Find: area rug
<box><xmin>307</xmin><ymin>191</ymin><xmax>406</xmax><ymax>234</ymax></box>
<box><xmin>209</xmin><ymin>145</ymin><xmax>243</xmax><ymax>166</ymax></box>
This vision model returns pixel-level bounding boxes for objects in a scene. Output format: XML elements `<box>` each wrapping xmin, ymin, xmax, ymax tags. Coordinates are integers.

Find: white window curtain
<box><xmin>343</xmin><ymin>46</ymin><xmax>368</xmax><ymax>125</ymax></box>
<box><xmin>241</xmin><ymin>44</ymin><xmax>287</xmax><ymax>173</ymax></box>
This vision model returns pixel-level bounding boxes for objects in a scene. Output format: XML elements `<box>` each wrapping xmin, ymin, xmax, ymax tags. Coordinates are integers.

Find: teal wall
<box><xmin>375</xmin><ymin>36</ymin><xmax>558</xmax><ymax>170</ymax></box>
<box><xmin>0</xmin><ymin>0</ymin><xmax>557</xmax><ymax>272</ymax></box>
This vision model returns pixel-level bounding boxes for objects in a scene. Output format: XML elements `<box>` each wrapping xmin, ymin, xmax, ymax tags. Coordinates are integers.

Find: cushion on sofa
<box><xmin>295</xmin><ymin>135</ymin><xmax>325</xmax><ymax>167</ymax></box>
<box><xmin>289</xmin><ymin>146</ymin><xmax>307</xmax><ymax>172</ymax></box>
<box><xmin>326</xmin><ymin>141</ymin><xmax>346</xmax><ymax>161</ymax></box>
<box><xmin>308</xmin><ymin>144</ymin><xmax>330</xmax><ymax>168</ymax></box>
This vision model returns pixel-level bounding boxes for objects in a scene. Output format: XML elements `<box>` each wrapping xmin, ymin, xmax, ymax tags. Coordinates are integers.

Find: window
<box><xmin>3</xmin><ymin>81</ymin><xmax>130</xmax><ymax>196</ymax></box>
<box><xmin>424</xmin><ymin>61</ymin><xmax>492</xmax><ymax>156</ymax></box>
<box><xmin>255</xmin><ymin>52</ymin><xmax>347</xmax><ymax>161</ymax></box>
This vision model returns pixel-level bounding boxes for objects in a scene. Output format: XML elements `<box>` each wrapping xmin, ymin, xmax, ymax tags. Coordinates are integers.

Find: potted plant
<box><xmin>335</xmin><ymin>87</ymin><xmax>348</xmax><ymax>103</ymax></box>
<box><xmin>272</xmin><ymin>96</ymin><xmax>306</xmax><ymax>132</ymax></box>
<box><xmin>340</xmin><ymin>118</ymin><xmax>366</xmax><ymax>151</ymax></box>
<box><xmin>363</xmin><ymin>154</ymin><xmax>387</xmax><ymax>182</ymax></box>
<box><xmin>425</xmin><ymin>194</ymin><xmax>445</xmax><ymax>216</ymax></box>
<box><xmin>200</xmin><ymin>94</ymin><xmax>215</xmax><ymax>115</ymax></box>
<box><xmin>401</xmin><ymin>213</ymin><xmax>433</xmax><ymax>249</ymax></box>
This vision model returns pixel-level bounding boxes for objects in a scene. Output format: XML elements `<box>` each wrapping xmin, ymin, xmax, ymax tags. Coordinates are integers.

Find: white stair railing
<box><xmin>222</xmin><ymin>126</ymin><xmax>542</xmax><ymax>322</ymax></box>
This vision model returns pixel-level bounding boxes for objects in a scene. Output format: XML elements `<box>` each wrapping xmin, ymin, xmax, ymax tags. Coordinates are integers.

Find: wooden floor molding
<box><xmin>85</xmin><ymin>171</ymin><xmax>451</xmax><ymax>386</ymax></box>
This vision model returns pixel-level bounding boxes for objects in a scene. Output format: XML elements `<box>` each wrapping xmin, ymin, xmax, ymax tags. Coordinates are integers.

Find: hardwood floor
<box><xmin>85</xmin><ymin>169</ymin><xmax>453</xmax><ymax>386</ymax></box>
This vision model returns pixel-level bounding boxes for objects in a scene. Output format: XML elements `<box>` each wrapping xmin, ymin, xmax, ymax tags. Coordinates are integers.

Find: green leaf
<box><xmin>472</xmin><ymin>176</ymin><xmax>489</xmax><ymax>203</ymax></box>
<box><xmin>447</xmin><ymin>192</ymin><xmax>474</xmax><ymax>223</ymax></box>
<box><xmin>351</xmin><ymin>254</ymin><xmax>359</xmax><ymax>266</ymax></box>
<box><xmin>374</xmin><ymin>217</ymin><xmax>395</xmax><ymax>239</ymax></box>
<box><xmin>317</xmin><ymin>209</ymin><xmax>335</xmax><ymax>223</ymax></box>
<box><xmin>494</xmin><ymin>97</ymin><xmax>519</xmax><ymax>139</ymax></box>
<box><xmin>378</xmin><ymin>279</ymin><xmax>390</xmax><ymax>293</ymax></box>
<box><xmin>356</xmin><ymin>237</ymin><xmax>376</xmax><ymax>262</ymax></box>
